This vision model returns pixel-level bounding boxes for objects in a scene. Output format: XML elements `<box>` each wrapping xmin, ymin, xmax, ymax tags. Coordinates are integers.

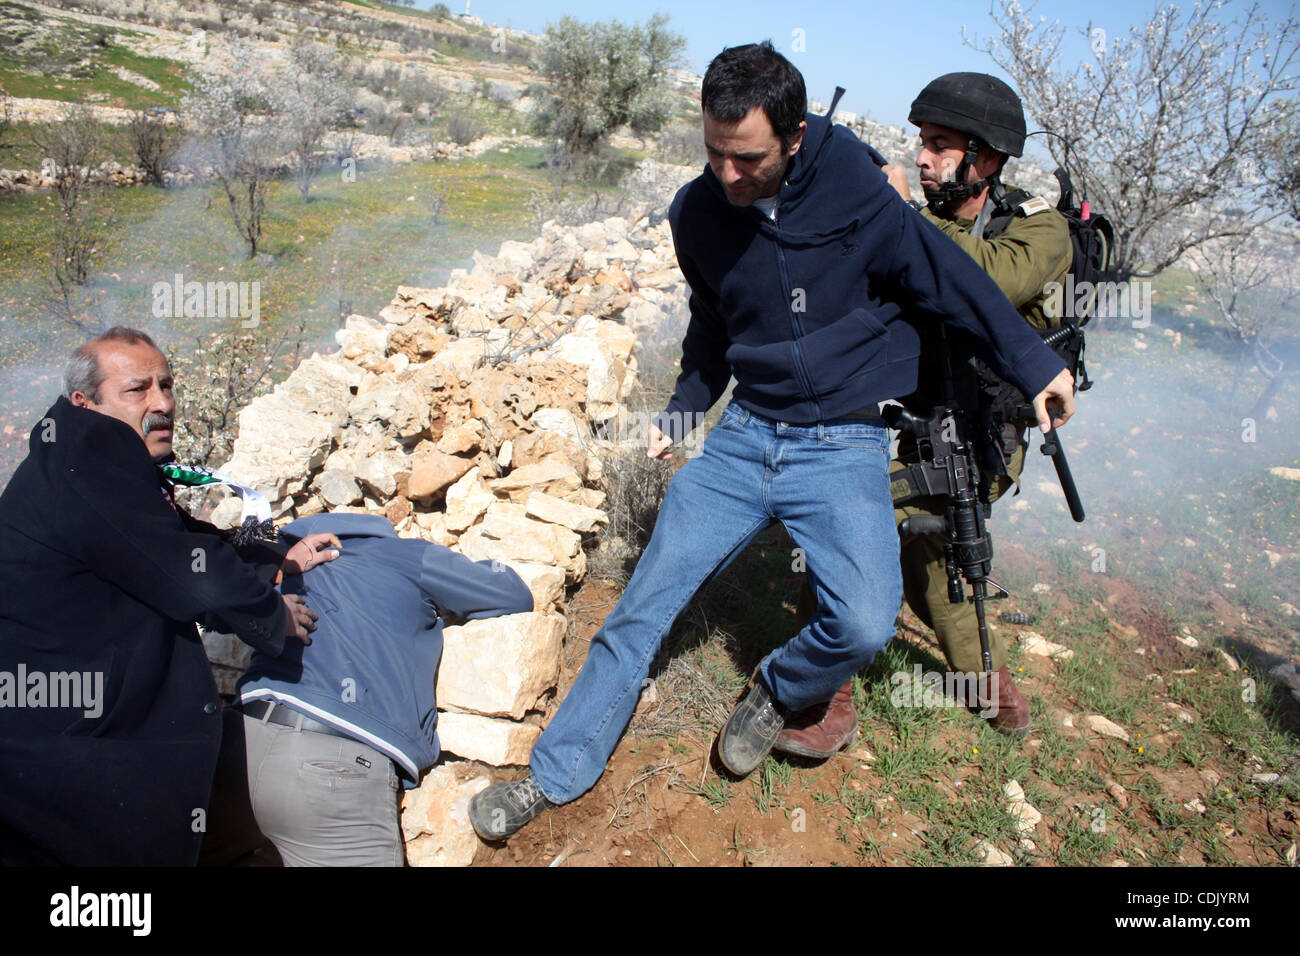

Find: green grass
<box><xmin>0</xmin><ymin>119</ymin><xmax>145</xmax><ymax>170</ymax></box>
<box><xmin>753</xmin><ymin>757</ymin><xmax>792</xmax><ymax>813</ymax></box>
<box><xmin>0</xmin><ymin>3</ymin><xmax>191</xmax><ymax>110</ymax></box>
<box><xmin>1056</xmin><ymin>634</ymin><xmax>1148</xmax><ymax>727</ymax></box>
<box><xmin>0</xmin><ymin>143</ymin><xmax>594</xmax><ymax>475</ymax></box>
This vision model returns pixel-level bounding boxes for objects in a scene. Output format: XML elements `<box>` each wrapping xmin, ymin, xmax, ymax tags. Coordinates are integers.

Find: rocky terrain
<box><xmin>197</xmin><ymin>202</ymin><xmax>693</xmax><ymax>865</ymax></box>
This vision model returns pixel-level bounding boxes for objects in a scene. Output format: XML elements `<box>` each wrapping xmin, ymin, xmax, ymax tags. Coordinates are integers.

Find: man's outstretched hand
<box><xmin>282</xmin><ymin>593</ymin><xmax>318</xmax><ymax>644</ymax></box>
<box><xmin>647</xmin><ymin>423</ymin><xmax>674</xmax><ymax>460</ymax></box>
<box><xmin>1032</xmin><ymin>367</ymin><xmax>1076</xmax><ymax>433</ymax></box>
<box><xmin>281</xmin><ymin>532</ymin><xmax>341</xmax><ymax>576</ymax></box>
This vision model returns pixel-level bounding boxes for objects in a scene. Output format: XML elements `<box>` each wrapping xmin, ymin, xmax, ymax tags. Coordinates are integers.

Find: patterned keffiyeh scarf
<box><xmin>158</xmin><ymin>463</ymin><xmax>278</xmax><ymax>546</ymax></box>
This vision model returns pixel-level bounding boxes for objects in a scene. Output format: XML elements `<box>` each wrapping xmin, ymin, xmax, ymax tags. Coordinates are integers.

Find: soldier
<box><xmin>775</xmin><ymin>73</ymin><xmax>1071</xmax><ymax>756</ymax></box>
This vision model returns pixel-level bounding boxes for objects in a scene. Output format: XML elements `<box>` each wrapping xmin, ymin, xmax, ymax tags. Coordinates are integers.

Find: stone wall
<box><xmin>205</xmin><ymin>209</ymin><xmax>689</xmax><ymax>865</ymax></box>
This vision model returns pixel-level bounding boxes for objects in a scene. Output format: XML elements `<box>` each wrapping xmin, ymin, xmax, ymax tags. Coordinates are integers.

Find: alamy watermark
<box><xmin>1044</xmin><ymin>274</ymin><xmax>1152</xmax><ymax>328</ymax></box>
<box><xmin>592</xmin><ymin>409</ymin><xmax>710</xmax><ymax>458</ymax></box>
<box><xmin>50</xmin><ymin>886</ymin><xmax>150</xmax><ymax>936</ymax></box>
<box><xmin>0</xmin><ymin>664</ymin><xmax>103</xmax><ymax>718</ymax></box>
<box><xmin>889</xmin><ymin>664</ymin><xmax>1000</xmax><ymax>717</ymax></box>
<box><xmin>151</xmin><ymin>272</ymin><xmax>261</xmax><ymax>328</ymax></box>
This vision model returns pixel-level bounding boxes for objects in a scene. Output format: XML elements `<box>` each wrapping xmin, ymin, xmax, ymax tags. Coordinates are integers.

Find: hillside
<box><xmin>0</xmin><ymin>0</ymin><xmax>1295</xmax><ymax>871</ymax></box>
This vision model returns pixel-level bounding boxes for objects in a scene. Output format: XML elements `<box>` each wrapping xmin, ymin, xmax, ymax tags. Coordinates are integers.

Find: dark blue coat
<box><xmin>0</xmin><ymin>398</ymin><xmax>287</xmax><ymax>865</ymax></box>
<box><xmin>655</xmin><ymin>111</ymin><xmax>1066</xmax><ymax>440</ymax></box>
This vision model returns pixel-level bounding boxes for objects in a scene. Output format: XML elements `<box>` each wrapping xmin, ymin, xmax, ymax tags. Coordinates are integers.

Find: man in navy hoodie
<box><xmin>471</xmin><ymin>41</ymin><xmax>1074</xmax><ymax>841</ymax></box>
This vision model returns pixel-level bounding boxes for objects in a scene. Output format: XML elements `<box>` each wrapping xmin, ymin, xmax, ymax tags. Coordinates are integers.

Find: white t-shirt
<box><xmin>753</xmin><ymin>196</ymin><xmax>779</xmax><ymax>221</ymax></box>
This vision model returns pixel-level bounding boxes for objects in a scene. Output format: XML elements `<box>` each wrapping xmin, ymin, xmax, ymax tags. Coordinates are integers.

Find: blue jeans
<box><xmin>530</xmin><ymin>402</ymin><xmax>902</xmax><ymax>803</ymax></box>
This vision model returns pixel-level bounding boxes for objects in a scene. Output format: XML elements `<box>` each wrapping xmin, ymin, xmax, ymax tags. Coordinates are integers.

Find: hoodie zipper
<box><xmin>772</xmin><ymin>222</ymin><xmax>823</xmax><ymax>420</ymax></box>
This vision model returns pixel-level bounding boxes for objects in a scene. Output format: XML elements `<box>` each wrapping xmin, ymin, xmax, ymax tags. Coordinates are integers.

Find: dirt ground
<box><xmin>471</xmin><ymin>544</ymin><xmax>1300</xmax><ymax>868</ymax></box>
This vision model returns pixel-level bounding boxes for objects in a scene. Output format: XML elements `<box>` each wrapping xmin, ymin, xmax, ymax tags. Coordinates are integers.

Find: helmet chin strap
<box><xmin>925</xmin><ymin>137</ymin><xmax>995</xmax><ymax>216</ymax></box>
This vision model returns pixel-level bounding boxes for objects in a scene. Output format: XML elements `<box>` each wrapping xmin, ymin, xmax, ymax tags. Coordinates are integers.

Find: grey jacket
<box><xmin>238</xmin><ymin>513</ymin><xmax>533</xmax><ymax>783</ymax></box>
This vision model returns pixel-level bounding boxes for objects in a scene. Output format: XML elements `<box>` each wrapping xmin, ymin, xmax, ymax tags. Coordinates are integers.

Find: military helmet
<box><xmin>908</xmin><ymin>72</ymin><xmax>1026</xmax><ymax>157</ymax></box>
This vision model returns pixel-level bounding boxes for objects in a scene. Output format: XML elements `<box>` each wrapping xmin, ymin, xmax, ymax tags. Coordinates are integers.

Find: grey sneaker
<box><xmin>717</xmin><ymin>678</ymin><xmax>786</xmax><ymax>776</ymax></box>
<box><xmin>469</xmin><ymin>776</ymin><xmax>555</xmax><ymax>841</ymax></box>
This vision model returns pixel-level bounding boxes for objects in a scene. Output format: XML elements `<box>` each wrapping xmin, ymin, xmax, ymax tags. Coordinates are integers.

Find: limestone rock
<box><xmin>313</xmin><ymin>469</ymin><xmax>363</xmax><ymax>508</ymax></box>
<box><xmin>444</xmin><ymin>467</ymin><xmax>495</xmax><ymax>532</ymax></box>
<box><xmin>566</xmin><ymin>487</ymin><xmax>607</xmax><ymax>509</ymax></box>
<box><xmin>414</xmin><ymin>511</ymin><xmax>456</xmax><ymax>547</ymax></box>
<box><xmin>508</xmin><ymin>561</ymin><xmax>565</xmax><ymax>610</ymax></box>
<box><xmin>388</xmin><ymin>318</ymin><xmax>452</xmax><ymax>362</ymax></box>
<box><xmin>335</xmin><ymin>316</ymin><xmax>390</xmax><ymax>368</ymax></box>
<box><xmin>221</xmin><ymin>392</ymin><xmax>341</xmax><ymax>500</ymax></box>
<box><xmin>429</xmin><ymin>337</ymin><xmax>487</xmax><ymax>383</ymax></box>
<box><xmin>437</xmin><ymin>612</ymin><xmax>565</xmax><ymax>719</ymax></box>
<box><xmin>202</xmin><ymin>629</ymin><xmax>252</xmax><ymax>696</ymax></box>
<box><xmin>437</xmin><ymin>711</ymin><xmax>541</xmax><ymax>766</ymax></box>
<box><xmin>354</xmin><ymin>451</ymin><xmax>407</xmax><ymax>500</ymax></box>
<box><xmin>274</xmin><ymin>354</ymin><xmax>361</xmax><ymax>426</ymax></box>
<box><xmin>409</xmin><ymin>449</ymin><xmax>475</xmax><ymax>501</ymax></box>
<box><xmin>385</xmin><ymin>497</ymin><xmax>413</xmax><ymax>526</ymax></box>
<box><xmin>400</xmin><ymin>764</ymin><xmax>489</xmax><ymax>867</ymax></box>
<box><xmin>1020</xmin><ymin>632</ymin><xmax>1074</xmax><ymax>661</ymax></box>
<box><xmin>295</xmin><ymin>494</ymin><xmax>325</xmax><ymax>518</ymax></box>
<box><xmin>488</xmin><ymin>457</ymin><xmax>583</xmax><ymax>502</ymax></box>
<box><xmin>208</xmin><ymin>495</ymin><xmax>244</xmax><ymax>530</ymax></box>
<box><xmin>545</xmin><ymin>317</ymin><xmax>632</xmax><ymax>421</ymax></box>
<box><xmin>531</xmin><ymin>407</ymin><xmax>587</xmax><ymax>441</ymax></box>
<box><xmin>1083</xmin><ymin>714</ymin><xmax>1131</xmax><ymax>741</ymax></box>
<box><xmin>525</xmin><ymin>491</ymin><xmax>608</xmax><ymax>533</ymax></box>
<box><xmin>437</xmin><ymin>419</ymin><xmax>485</xmax><ymax>455</ymax></box>
<box><xmin>1002</xmin><ymin>780</ymin><xmax>1043</xmax><ymax>836</ymax></box>
<box><xmin>459</xmin><ymin>510</ymin><xmax>582</xmax><ymax>576</ymax></box>
<box><xmin>349</xmin><ymin>381</ymin><xmax>429</xmax><ymax>438</ymax></box>
<box><xmin>974</xmin><ymin>841</ymin><xmax>1015</xmax><ymax>867</ymax></box>
<box><xmin>509</xmin><ymin>429</ymin><xmax>587</xmax><ymax>476</ymax></box>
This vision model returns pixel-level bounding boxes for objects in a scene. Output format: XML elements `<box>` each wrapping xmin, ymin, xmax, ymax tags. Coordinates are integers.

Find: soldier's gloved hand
<box><xmin>1032</xmin><ymin>367</ymin><xmax>1075</xmax><ymax>432</ymax></box>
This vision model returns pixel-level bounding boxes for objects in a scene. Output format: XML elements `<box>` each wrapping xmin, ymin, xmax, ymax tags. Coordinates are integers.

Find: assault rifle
<box><xmin>883</xmin><ymin>399</ymin><xmax>1085</xmax><ymax>675</ymax></box>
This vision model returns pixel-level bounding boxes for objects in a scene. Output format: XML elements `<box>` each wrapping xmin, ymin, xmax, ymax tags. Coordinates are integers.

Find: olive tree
<box><xmin>533</xmin><ymin>13</ymin><xmax>685</xmax><ymax>169</ymax></box>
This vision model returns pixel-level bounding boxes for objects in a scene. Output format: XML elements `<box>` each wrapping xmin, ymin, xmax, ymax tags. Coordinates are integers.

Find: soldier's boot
<box><xmin>772</xmin><ymin>679</ymin><xmax>859</xmax><ymax>759</ymax></box>
<box><xmin>970</xmin><ymin>666</ymin><xmax>1031</xmax><ymax>739</ymax></box>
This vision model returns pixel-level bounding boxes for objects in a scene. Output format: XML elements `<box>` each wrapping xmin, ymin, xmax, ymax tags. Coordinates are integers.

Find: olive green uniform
<box><xmin>893</xmin><ymin>191</ymin><xmax>1071</xmax><ymax>672</ymax></box>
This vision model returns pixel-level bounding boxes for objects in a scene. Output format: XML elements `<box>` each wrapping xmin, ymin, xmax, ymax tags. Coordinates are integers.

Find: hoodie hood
<box><xmin>785</xmin><ymin>86</ymin><xmax>845</xmax><ymax>189</ymax></box>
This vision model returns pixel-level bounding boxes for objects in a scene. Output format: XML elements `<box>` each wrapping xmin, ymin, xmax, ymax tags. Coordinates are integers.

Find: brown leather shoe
<box><xmin>772</xmin><ymin>679</ymin><xmax>859</xmax><ymax>759</ymax></box>
<box><xmin>975</xmin><ymin>667</ymin><xmax>1031</xmax><ymax>739</ymax></box>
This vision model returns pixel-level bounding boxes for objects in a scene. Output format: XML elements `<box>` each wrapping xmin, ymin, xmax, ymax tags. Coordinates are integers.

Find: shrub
<box><xmin>446</xmin><ymin>113</ymin><xmax>484</xmax><ymax>146</ymax></box>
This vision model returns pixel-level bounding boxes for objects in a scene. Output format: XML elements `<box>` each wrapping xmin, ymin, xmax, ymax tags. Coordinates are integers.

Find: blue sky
<box><xmin>445</xmin><ymin>0</ymin><xmax>1297</xmax><ymax>136</ymax></box>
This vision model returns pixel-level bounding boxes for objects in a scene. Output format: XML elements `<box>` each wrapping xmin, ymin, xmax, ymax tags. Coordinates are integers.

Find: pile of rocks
<box><xmin>0</xmin><ymin>159</ymin><xmax>153</xmax><ymax>192</ymax></box>
<box><xmin>204</xmin><ymin>209</ymin><xmax>690</xmax><ymax>864</ymax></box>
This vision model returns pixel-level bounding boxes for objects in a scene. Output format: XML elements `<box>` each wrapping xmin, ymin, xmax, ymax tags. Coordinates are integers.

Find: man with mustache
<box><xmin>0</xmin><ymin>325</ymin><xmax>335</xmax><ymax>865</ymax></box>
